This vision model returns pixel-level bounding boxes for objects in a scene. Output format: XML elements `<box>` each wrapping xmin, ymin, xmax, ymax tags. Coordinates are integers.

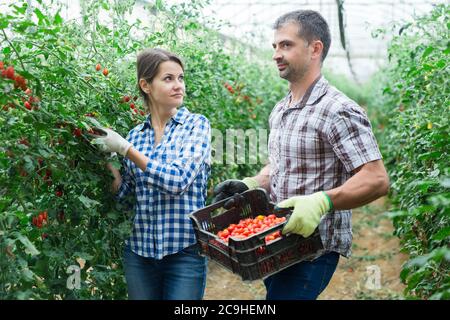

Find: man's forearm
<box><xmin>253</xmin><ymin>164</ymin><xmax>271</xmax><ymax>192</ymax></box>
<box><xmin>325</xmin><ymin>160</ymin><xmax>389</xmax><ymax>211</ymax></box>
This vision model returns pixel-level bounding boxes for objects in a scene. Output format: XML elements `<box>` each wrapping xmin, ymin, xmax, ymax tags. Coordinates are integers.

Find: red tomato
<box><xmin>73</xmin><ymin>128</ymin><xmax>82</xmax><ymax>137</ymax></box>
<box><xmin>5</xmin><ymin>66</ymin><xmax>14</xmax><ymax>79</ymax></box>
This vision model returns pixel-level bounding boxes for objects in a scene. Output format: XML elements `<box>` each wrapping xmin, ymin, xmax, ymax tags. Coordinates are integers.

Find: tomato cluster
<box><xmin>223</xmin><ymin>82</ymin><xmax>234</xmax><ymax>94</ymax></box>
<box><xmin>32</xmin><ymin>211</ymin><xmax>48</xmax><ymax>228</ymax></box>
<box><xmin>217</xmin><ymin>214</ymin><xmax>286</xmax><ymax>244</ymax></box>
<box><xmin>1</xmin><ymin>61</ymin><xmax>40</xmax><ymax>111</ymax></box>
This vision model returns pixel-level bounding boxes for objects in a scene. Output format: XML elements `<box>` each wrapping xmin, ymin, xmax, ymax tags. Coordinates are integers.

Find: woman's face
<box><xmin>146</xmin><ymin>61</ymin><xmax>185</xmax><ymax>109</ymax></box>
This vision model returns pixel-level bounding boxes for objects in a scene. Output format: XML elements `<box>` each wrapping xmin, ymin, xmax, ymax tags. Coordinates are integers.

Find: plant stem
<box><xmin>1</xmin><ymin>29</ymin><xmax>26</xmax><ymax>71</ymax></box>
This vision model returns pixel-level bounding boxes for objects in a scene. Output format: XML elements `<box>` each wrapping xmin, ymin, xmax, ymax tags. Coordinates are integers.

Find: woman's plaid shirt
<box><xmin>268</xmin><ymin>76</ymin><xmax>382</xmax><ymax>257</ymax></box>
<box><xmin>116</xmin><ymin>107</ymin><xmax>211</xmax><ymax>259</ymax></box>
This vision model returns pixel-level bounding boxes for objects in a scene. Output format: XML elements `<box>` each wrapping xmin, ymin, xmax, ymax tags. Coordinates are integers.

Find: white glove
<box><xmin>91</xmin><ymin>127</ymin><xmax>132</xmax><ymax>156</ymax></box>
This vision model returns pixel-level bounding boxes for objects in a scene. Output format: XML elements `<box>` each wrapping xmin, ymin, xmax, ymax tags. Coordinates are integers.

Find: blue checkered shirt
<box><xmin>116</xmin><ymin>107</ymin><xmax>211</xmax><ymax>259</ymax></box>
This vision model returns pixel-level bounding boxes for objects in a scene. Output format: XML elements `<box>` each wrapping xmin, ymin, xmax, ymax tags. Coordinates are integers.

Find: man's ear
<box><xmin>311</xmin><ymin>40</ymin><xmax>324</xmax><ymax>61</ymax></box>
<box><xmin>139</xmin><ymin>78</ymin><xmax>150</xmax><ymax>94</ymax></box>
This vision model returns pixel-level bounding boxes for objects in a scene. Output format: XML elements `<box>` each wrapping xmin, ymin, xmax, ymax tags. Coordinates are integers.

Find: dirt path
<box><xmin>203</xmin><ymin>197</ymin><xmax>408</xmax><ymax>300</ymax></box>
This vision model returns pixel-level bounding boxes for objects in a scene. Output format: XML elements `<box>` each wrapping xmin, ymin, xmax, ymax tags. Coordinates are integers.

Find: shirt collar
<box><xmin>284</xmin><ymin>75</ymin><xmax>329</xmax><ymax>109</ymax></box>
<box><xmin>139</xmin><ymin>106</ymin><xmax>190</xmax><ymax>131</ymax></box>
<box><xmin>306</xmin><ymin>76</ymin><xmax>329</xmax><ymax>106</ymax></box>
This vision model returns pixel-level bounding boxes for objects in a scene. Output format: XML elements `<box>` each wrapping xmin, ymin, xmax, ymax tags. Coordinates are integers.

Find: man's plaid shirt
<box><xmin>268</xmin><ymin>76</ymin><xmax>382</xmax><ymax>257</ymax></box>
<box><xmin>117</xmin><ymin>107</ymin><xmax>211</xmax><ymax>259</ymax></box>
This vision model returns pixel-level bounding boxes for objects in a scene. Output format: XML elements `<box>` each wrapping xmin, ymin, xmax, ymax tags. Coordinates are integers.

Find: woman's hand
<box><xmin>106</xmin><ymin>162</ymin><xmax>122</xmax><ymax>194</ymax></box>
<box><xmin>91</xmin><ymin>127</ymin><xmax>132</xmax><ymax>156</ymax></box>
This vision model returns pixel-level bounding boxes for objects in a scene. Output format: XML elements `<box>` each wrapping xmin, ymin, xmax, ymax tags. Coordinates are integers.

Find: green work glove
<box><xmin>278</xmin><ymin>191</ymin><xmax>333</xmax><ymax>237</ymax></box>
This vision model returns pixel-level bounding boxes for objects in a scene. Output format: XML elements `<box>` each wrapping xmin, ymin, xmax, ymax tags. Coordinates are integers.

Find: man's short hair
<box><xmin>273</xmin><ymin>10</ymin><xmax>331</xmax><ymax>62</ymax></box>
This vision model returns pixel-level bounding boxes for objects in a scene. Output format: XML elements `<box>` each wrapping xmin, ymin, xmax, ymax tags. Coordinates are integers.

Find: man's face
<box><xmin>272</xmin><ymin>22</ymin><xmax>312</xmax><ymax>82</ymax></box>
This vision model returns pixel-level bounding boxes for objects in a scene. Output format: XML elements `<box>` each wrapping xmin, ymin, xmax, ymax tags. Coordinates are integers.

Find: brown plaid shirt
<box><xmin>268</xmin><ymin>76</ymin><xmax>382</xmax><ymax>257</ymax></box>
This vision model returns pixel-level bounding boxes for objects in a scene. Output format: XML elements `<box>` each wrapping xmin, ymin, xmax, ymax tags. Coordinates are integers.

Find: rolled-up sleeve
<box><xmin>327</xmin><ymin>104</ymin><xmax>382</xmax><ymax>172</ymax></box>
<box><xmin>143</xmin><ymin>116</ymin><xmax>211</xmax><ymax>195</ymax></box>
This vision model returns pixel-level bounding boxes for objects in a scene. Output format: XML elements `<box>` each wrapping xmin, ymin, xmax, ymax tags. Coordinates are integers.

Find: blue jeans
<box><xmin>263</xmin><ymin>251</ymin><xmax>340</xmax><ymax>300</ymax></box>
<box><xmin>123</xmin><ymin>244</ymin><xmax>207</xmax><ymax>300</ymax></box>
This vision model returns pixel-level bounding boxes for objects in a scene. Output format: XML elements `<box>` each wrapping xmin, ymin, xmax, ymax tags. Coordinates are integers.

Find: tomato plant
<box><xmin>0</xmin><ymin>0</ymin><xmax>286</xmax><ymax>299</ymax></box>
<box><xmin>368</xmin><ymin>4</ymin><xmax>449</xmax><ymax>300</ymax></box>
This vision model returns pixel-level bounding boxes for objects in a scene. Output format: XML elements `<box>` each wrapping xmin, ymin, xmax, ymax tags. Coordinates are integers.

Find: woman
<box><xmin>92</xmin><ymin>48</ymin><xmax>211</xmax><ymax>300</ymax></box>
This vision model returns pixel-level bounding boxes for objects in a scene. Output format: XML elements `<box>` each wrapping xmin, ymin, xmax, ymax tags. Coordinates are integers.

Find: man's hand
<box><xmin>212</xmin><ymin>177</ymin><xmax>259</xmax><ymax>203</ymax></box>
<box><xmin>90</xmin><ymin>127</ymin><xmax>132</xmax><ymax>156</ymax></box>
<box><xmin>278</xmin><ymin>192</ymin><xmax>333</xmax><ymax>237</ymax></box>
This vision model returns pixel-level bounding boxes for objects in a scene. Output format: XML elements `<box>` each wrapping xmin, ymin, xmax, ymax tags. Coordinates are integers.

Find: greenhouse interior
<box><xmin>0</xmin><ymin>0</ymin><xmax>448</xmax><ymax>303</ymax></box>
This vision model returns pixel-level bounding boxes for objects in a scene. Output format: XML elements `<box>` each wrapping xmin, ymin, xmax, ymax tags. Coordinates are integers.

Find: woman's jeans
<box><xmin>123</xmin><ymin>244</ymin><xmax>207</xmax><ymax>300</ymax></box>
<box><xmin>263</xmin><ymin>251</ymin><xmax>340</xmax><ymax>300</ymax></box>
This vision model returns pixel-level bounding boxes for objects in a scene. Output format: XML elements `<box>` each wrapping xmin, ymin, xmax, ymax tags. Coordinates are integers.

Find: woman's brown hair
<box><xmin>136</xmin><ymin>48</ymin><xmax>184</xmax><ymax>110</ymax></box>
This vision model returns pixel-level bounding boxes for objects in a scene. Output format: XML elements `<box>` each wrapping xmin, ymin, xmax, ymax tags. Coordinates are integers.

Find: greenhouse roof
<box><xmin>167</xmin><ymin>0</ymin><xmax>447</xmax><ymax>82</ymax></box>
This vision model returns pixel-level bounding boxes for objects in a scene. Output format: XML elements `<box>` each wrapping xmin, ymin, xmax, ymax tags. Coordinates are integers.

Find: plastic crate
<box><xmin>189</xmin><ymin>189</ymin><xmax>325</xmax><ymax>281</ymax></box>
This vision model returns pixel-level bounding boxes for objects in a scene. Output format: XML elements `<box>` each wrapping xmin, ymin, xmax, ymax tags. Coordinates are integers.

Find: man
<box><xmin>212</xmin><ymin>10</ymin><xmax>389</xmax><ymax>300</ymax></box>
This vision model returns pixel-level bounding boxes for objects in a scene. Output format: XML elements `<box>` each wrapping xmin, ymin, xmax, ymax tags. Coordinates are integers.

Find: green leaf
<box><xmin>78</xmin><ymin>195</ymin><xmax>100</xmax><ymax>209</ymax></box>
<box><xmin>38</xmin><ymin>148</ymin><xmax>51</xmax><ymax>158</ymax></box>
<box><xmin>3</xmin><ymin>47</ymin><xmax>11</xmax><ymax>54</ymax></box>
<box><xmin>405</xmin><ymin>254</ymin><xmax>429</xmax><ymax>268</ymax></box>
<box><xmin>13</xmin><ymin>4</ymin><xmax>27</xmax><ymax>15</ymax></box>
<box><xmin>21</xmin><ymin>268</ymin><xmax>35</xmax><ymax>282</ymax></box>
<box><xmin>422</xmin><ymin>63</ymin><xmax>434</xmax><ymax>71</ymax></box>
<box><xmin>417</xmin><ymin>151</ymin><xmax>441</xmax><ymax>161</ymax></box>
<box><xmin>0</xmin><ymin>19</ymin><xmax>9</xmax><ymax>29</ymax></box>
<box><xmin>73</xmin><ymin>251</ymin><xmax>94</xmax><ymax>261</ymax></box>
<box><xmin>436</xmin><ymin>59</ymin><xmax>446</xmax><ymax>69</ymax></box>
<box><xmin>34</xmin><ymin>8</ymin><xmax>46</xmax><ymax>25</ymax></box>
<box><xmin>432</xmin><ymin>227</ymin><xmax>450</xmax><ymax>241</ymax></box>
<box><xmin>14</xmin><ymin>232</ymin><xmax>40</xmax><ymax>256</ymax></box>
<box><xmin>155</xmin><ymin>0</ymin><xmax>164</xmax><ymax>10</ymax></box>
<box><xmin>54</xmin><ymin>12</ymin><xmax>63</xmax><ymax>25</ymax></box>
<box><xmin>421</xmin><ymin>46</ymin><xmax>434</xmax><ymax>59</ymax></box>
<box><xmin>84</xmin><ymin>116</ymin><xmax>104</xmax><ymax>129</ymax></box>
<box><xmin>400</xmin><ymin>267</ymin><xmax>410</xmax><ymax>282</ymax></box>
<box><xmin>107</xmin><ymin>212</ymin><xmax>118</xmax><ymax>220</ymax></box>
